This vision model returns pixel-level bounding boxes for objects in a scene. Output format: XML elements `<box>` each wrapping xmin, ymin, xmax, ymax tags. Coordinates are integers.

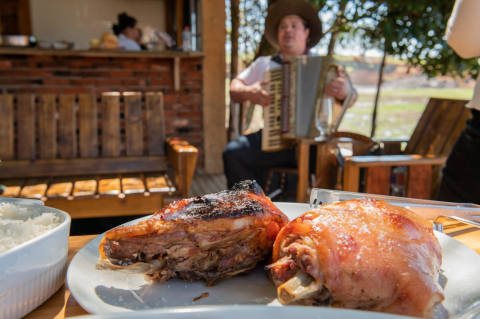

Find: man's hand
<box><xmin>246</xmin><ymin>81</ymin><xmax>271</xmax><ymax>107</ymax></box>
<box><xmin>230</xmin><ymin>78</ymin><xmax>271</xmax><ymax>107</ymax></box>
<box><xmin>324</xmin><ymin>67</ymin><xmax>351</xmax><ymax>101</ymax></box>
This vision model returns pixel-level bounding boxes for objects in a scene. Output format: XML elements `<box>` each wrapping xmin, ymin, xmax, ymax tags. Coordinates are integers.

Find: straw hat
<box><xmin>264</xmin><ymin>0</ymin><xmax>323</xmax><ymax>49</ymax></box>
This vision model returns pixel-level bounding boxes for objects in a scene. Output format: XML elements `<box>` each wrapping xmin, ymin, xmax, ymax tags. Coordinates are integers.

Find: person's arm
<box><xmin>230</xmin><ymin>78</ymin><xmax>271</xmax><ymax>107</ymax></box>
<box><xmin>446</xmin><ymin>0</ymin><xmax>480</xmax><ymax>58</ymax></box>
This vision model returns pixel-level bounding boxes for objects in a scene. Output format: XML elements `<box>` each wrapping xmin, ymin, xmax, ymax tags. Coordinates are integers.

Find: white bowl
<box><xmin>0</xmin><ymin>199</ymin><xmax>71</xmax><ymax>319</ymax></box>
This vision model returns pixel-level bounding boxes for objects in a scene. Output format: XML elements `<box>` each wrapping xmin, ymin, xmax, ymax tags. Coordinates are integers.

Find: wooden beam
<box><xmin>314</xmin><ymin>143</ymin><xmax>335</xmax><ymax>189</ymax></box>
<box><xmin>176</xmin><ymin>0</ymin><xmax>184</xmax><ymax>47</ymax></box>
<box><xmin>165</xmin><ymin>0</ymin><xmax>173</xmax><ymax>35</ymax></box>
<box><xmin>18</xmin><ymin>0</ymin><xmax>32</xmax><ymax>35</ymax></box>
<box><xmin>297</xmin><ymin>140</ymin><xmax>310</xmax><ymax>203</ymax></box>
<box><xmin>343</xmin><ymin>161</ymin><xmax>360</xmax><ymax>192</ymax></box>
<box><xmin>202</xmin><ymin>0</ymin><xmax>226</xmax><ymax>173</ymax></box>
<box><xmin>174</xmin><ymin>57</ymin><xmax>181</xmax><ymax>91</ymax></box>
<box><xmin>45</xmin><ymin>194</ymin><xmax>166</xmax><ymax>219</ymax></box>
<box><xmin>0</xmin><ymin>47</ymin><xmax>205</xmax><ymax>58</ymax></box>
<box><xmin>344</xmin><ymin>155</ymin><xmax>447</xmax><ymax>167</ymax></box>
<box><xmin>0</xmin><ymin>157</ymin><xmax>169</xmax><ymax>178</ymax></box>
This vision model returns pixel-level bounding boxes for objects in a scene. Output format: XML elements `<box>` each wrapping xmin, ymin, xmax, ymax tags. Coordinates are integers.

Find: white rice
<box><xmin>0</xmin><ymin>203</ymin><xmax>61</xmax><ymax>254</ymax></box>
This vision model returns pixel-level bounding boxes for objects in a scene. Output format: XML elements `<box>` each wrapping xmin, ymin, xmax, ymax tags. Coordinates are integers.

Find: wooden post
<box><xmin>176</xmin><ymin>0</ymin><xmax>184</xmax><ymax>48</ymax></box>
<box><xmin>343</xmin><ymin>161</ymin><xmax>360</xmax><ymax>192</ymax></box>
<box><xmin>174</xmin><ymin>57</ymin><xmax>181</xmax><ymax>91</ymax></box>
<box><xmin>297</xmin><ymin>140</ymin><xmax>310</xmax><ymax>203</ymax></box>
<box><xmin>202</xmin><ymin>0</ymin><xmax>227</xmax><ymax>173</ymax></box>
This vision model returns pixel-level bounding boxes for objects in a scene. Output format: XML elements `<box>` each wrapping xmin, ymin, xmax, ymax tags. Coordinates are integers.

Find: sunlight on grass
<box><xmin>381</xmin><ymin>88</ymin><xmax>473</xmax><ymax>100</ymax></box>
<box><xmin>339</xmin><ymin>87</ymin><xmax>473</xmax><ymax>139</ymax></box>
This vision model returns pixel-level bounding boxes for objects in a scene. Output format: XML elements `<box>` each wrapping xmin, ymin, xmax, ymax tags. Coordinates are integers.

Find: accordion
<box><xmin>261</xmin><ymin>55</ymin><xmax>353</xmax><ymax>152</ymax></box>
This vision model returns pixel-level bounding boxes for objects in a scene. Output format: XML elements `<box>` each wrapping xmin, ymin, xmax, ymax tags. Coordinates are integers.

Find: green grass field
<box><xmin>339</xmin><ymin>88</ymin><xmax>474</xmax><ymax>139</ymax></box>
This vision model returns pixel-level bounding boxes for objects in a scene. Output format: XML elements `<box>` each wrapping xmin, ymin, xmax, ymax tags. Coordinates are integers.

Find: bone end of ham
<box><xmin>277</xmin><ymin>270</ymin><xmax>323</xmax><ymax>305</ymax></box>
<box><xmin>270</xmin><ymin>199</ymin><xmax>445</xmax><ymax>317</ymax></box>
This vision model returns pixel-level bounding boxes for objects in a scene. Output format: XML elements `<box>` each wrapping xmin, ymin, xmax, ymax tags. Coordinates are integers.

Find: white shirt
<box><xmin>237</xmin><ymin>56</ymin><xmax>281</xmax><ymax>85</ymax></box>
<box><xmin>446</xmin><ymin>0</ymin><xmax>480</xmax><ymax>110</ymax></box>
<box><xmin>118</xmin><ymin>33</ymin><xmax>141</xmax><ymax>51</ymax></box>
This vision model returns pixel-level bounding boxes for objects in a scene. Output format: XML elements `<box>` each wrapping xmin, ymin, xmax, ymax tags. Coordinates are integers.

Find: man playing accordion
<box><xmin>223</xmin><ymin>0</ymin><xmax>358</xmax><ymax>189</ymax></box>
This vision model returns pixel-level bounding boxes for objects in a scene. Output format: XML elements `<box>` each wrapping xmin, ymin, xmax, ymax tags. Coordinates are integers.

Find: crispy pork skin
<box><xmin>268</xmin><ymin>199</ymin><xmax>444</xmax><ymax>318</ymax></box>
<box><xmin>97</xmin><ymin>180</ymin><xmax>288</xmax><ymax>286</ymax></box>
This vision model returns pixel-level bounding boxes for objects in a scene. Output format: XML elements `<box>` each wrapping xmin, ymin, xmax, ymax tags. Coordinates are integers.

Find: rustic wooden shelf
<box><xmin>0</xmin><ymin>47</ymin><xmax>205</xmax><ymax>59</ymax></box>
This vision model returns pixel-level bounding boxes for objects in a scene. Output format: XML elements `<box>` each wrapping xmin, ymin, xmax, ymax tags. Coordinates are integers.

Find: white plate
<box><xmin>77</xmin><ymin>305</ymin><xmax>412</xmax><ymax>319</ymax></box>
<box><xmin>67</xmin><ymin>203</ymin><xmax>480</xmax><ymax>318</ymax></box>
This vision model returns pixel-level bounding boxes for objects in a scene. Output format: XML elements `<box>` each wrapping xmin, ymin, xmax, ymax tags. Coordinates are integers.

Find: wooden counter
<box><xmin>0</xmin><ymin>47</ymin><xmax>205</xmax><ymax>59</ymax></box>
<box><xmin>25</xmin><ymin>224</ymin><xmax>480</xmax><ymax>318</ymax></box>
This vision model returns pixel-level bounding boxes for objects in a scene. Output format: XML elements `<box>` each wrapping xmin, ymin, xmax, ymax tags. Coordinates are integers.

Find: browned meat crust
<box><xmin>268</xmin><ymin>199</ymin><xmax>444</xmax><ymax>318</ymax></box>
<box><xmin>97</xmin><ymin>180</ymin><xmax>289</xmax><ymax>286</ymax></box>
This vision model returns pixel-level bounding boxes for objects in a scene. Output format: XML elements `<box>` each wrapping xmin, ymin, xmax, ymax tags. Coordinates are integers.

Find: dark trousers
<box><xmin>436</xmin><ymin>109</ymin><xmax>480</xmax><ymax>204</ymax></box>
<box><xmin>223</xmin><ymin>130</ymin><xmax>297</xmax><ymax>189</ymax></box>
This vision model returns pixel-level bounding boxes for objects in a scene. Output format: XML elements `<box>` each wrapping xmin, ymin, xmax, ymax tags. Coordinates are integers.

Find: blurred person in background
<box><xmin>436</xmin><ymin>0</ymin><xmax>480</xmax><ymax>204</ymax></box>
<box><xmin>223</xmin><ymin>0</ymin><xmax>357</xmax><ymax>189</ymax></box>
<box><xmin>113</xmin><ymin>12</ymin><xmax>141</xmax><ymax>51</ymax></box>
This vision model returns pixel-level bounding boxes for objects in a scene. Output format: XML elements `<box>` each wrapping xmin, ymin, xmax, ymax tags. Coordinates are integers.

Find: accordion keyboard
<box><xmin>262</xmin><ymin>67</ymin><xmax>283</xmax><ymax>152</ymax></box>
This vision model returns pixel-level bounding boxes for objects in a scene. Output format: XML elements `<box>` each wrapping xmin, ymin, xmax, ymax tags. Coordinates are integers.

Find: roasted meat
<box><xmin>97</xmin><ymin>180</ymin><xmax>289</xmax><ymax>286</ymax></box>
<box><xmin>268</xmin><ymin>199</ymin><xmax>444</xmax><ymax>318</ymax></box>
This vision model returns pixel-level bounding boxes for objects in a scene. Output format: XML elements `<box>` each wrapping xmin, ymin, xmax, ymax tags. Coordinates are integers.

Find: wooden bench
<box><xmin>0</xmin><ymin>92</ymin><xmax>198</xmax><ymax>219</ymax></box>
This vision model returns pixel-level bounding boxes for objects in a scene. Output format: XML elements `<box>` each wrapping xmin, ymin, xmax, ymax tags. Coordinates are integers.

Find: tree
<box><xmin>352</xmin><ymin>0</ymin><xmax>480</xmax><ymax>136</ymax></box>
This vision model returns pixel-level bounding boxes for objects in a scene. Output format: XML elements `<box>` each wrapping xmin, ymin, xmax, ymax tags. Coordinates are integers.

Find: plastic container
<box><xmin>182</xmin><ymin>26</ymin><xmax>192</xmax><ymax>52</ymax></box>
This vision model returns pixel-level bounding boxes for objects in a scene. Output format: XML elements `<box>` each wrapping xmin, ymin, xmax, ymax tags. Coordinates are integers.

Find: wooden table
<box><xmin>24</xmin><ymin>235</ymin><xmax>96</xmax><ymax>319</ymax></box>
<box><xmin>295</xmin><ymin>136</ymin><xmax>371</xmax><ymax>203</ymax></box>
<box><xmin>26</xmin><ymin>226</ymin><xmax>480</xmax><ymax>318</ymax></box>
<box><xmin>296</xmin><ymin>138</ymin><xmax>320</xmax><ymax>203</ymax></box>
